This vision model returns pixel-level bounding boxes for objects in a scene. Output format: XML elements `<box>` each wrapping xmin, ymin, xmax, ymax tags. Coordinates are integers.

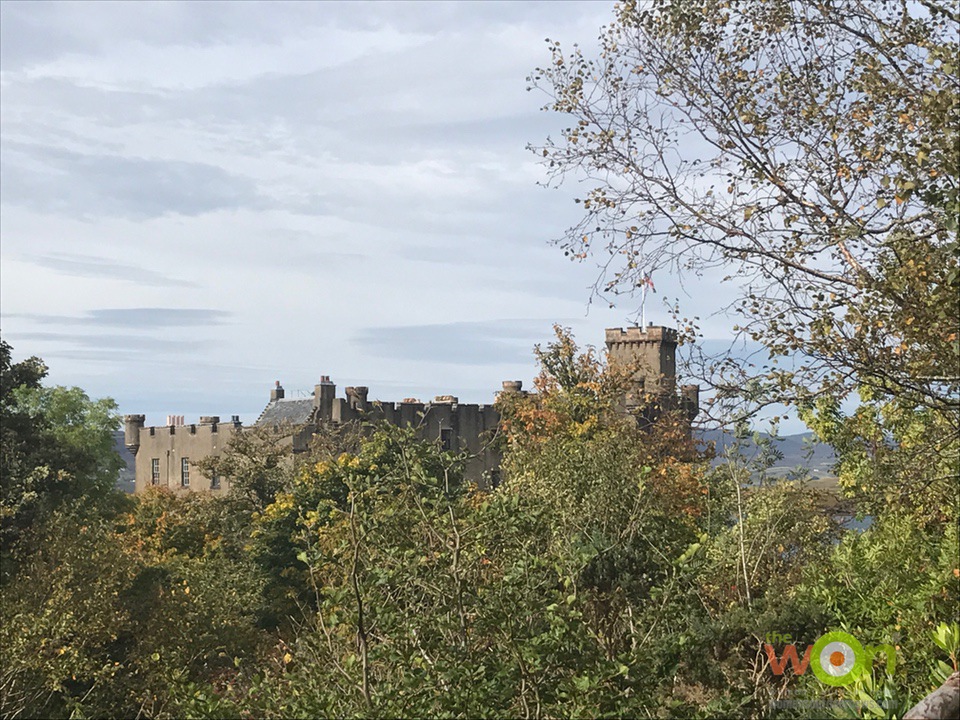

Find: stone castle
<box><xmin>124</xmin><ymin>325</ymin><xmax>699</xmax><ymax>494</ymax></box>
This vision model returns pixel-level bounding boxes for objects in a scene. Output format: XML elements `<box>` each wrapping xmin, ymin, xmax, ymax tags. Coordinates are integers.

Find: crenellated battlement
<box><xmin>605</xmin><ymin>325</ymin><xmax>678</xmax><ymax>344</ymax></box>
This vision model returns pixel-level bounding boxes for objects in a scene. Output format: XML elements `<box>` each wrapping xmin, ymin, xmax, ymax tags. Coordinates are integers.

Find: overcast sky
<box><xmin>1</xmin><ymin>1</ymin><xmax>775</xmax><ymax>429</ymax></box>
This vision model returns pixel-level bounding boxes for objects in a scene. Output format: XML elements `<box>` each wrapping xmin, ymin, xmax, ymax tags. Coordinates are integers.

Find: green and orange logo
<box><xmin>763</xmin><ymin>631</ymin><xmax>896</xmax><ymax>686</ymax></box>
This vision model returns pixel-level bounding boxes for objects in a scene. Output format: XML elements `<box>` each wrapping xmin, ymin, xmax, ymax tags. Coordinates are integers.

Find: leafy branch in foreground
<box><xmin>529</xmin><ymin>0</ymin><xmax>959</xmax><ymax>423</ymax></box>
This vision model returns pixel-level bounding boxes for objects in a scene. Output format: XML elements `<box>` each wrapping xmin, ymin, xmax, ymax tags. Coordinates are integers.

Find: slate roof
<box><xmin>255</xmin><ymin>397</ymin><xmax>315</xmax><ymax>426</ymax></box>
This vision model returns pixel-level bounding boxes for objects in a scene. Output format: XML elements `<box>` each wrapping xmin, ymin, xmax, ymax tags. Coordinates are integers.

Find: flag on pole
<box><xmin>640</xmin><ymin>273</ymin><xmax>654</xmax><ymax>327</ymax></box>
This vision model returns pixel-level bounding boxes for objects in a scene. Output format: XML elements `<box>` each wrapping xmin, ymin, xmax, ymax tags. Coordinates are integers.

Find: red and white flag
<box><xmin>640</xmin><ymin>273</ymin><xmax>655</xmax><ymax>327</ymax></box>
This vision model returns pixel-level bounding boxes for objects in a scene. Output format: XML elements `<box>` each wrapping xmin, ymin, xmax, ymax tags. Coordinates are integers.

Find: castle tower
<box><xmin>605</xmin><ymin>325</ymin><xmax>699</xmax><ymax>428</ymax></box>
<box><xmin>605</xmin><ymin>325</ymin><xmax>678</xmax><ymax>403</ymax></box>
<box><xmin>124</xmin><ymin>414</ymin><xmax>145</xmax><ymax>455</ymax></box>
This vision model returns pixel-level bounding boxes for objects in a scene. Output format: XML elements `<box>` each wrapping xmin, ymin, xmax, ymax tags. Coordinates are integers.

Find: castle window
<box><xmin>210</xmin><ymin>473</ymin><xmax>221</xmax><ymax>490</ymax></box>
<box><xmin>151</xmin><ymin>458</ymin><xmax>160</xmax><ymax>485</ymax></box>
<box><xmin>181</xmin><ymin>458</ymin><xmax>190</xmax><ymax>486</ymax></box>
<box><xmin>440</xmin><ymin>427</ymin><xmax>453</xmax><ymax>452</ymax></box>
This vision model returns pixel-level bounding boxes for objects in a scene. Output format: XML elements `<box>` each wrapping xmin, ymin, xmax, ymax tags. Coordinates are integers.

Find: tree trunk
<box><xmin>903</xmin><ymin>672</ymin><xmax>960</xmax><ymax>720</ymax></box>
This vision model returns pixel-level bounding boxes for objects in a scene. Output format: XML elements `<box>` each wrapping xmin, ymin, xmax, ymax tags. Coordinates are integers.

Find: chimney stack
<box><xmin>314</xmin><ymin>375</ymin><xmax>336</xmax><ymax>421</ymax></box>
<box><xmin>270</xmin><ymin>380</ymin><xmax>285</xmax><ymax>402</ymax></box>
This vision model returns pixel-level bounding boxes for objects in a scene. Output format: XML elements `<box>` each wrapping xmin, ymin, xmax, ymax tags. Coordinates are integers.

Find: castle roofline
<box><xmin>605</xmin><ymin>325</ymin><xmax>677</xmax><ymax>343</ymax></box>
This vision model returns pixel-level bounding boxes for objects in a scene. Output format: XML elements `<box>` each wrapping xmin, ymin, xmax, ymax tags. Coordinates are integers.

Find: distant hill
<box><xmin>112</xmin><ymin>431</ymin><xmax>136</xmax><ymax>494</ymax></box>
<box><xmin>698</xmin><ymin>429</ymin><xmax>838</xmax><ymax>482</ymax></box>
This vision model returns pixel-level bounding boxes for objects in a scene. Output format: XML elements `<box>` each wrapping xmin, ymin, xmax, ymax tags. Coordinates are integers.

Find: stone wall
<box><xmin>129</xmin><ymin>417</ymin><xmax>240</xmax><ymax>495</ymax></box>
<box><xmin>125</xmin><ymin>325</ymin><xmax>696</xmax><ymax>495</ymax></box>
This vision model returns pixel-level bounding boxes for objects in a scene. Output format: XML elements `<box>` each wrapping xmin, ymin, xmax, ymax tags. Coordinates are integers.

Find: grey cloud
<box><xmin>1</xmin><ymin>2</ymin><xmax>604</xmax><ymax>148</ymax></box>
<box><xmin>401</xmin><ymin>243</ymin><xmax>506</xmax><ymax>268</ymax></box>
<box><xmin>354</xmin><ymin>319</ymin><xmax>556</xmax><ymax>366</ymax></box>
<box><xmin>399</xmin><ymin>233</ymin><xmax>575</xmax><ymax>269</ymax></box>
<box><xmin>311</xmin><ymin>1</ymin><xmax>606</xmax><ymax>35</ymax></box>
<box><xmin>2</xmin><ymin>78</ymin><xmax>173</xmax><ymax>128</ymax></box>
<box><xmin>0</xmin><ymin>1</ymin><xmax>316</xmax><ymax>70</ymax></box>
<box><xmin>4</xmin><ymin>66</ymin><xmax>539</xmax><ymax>163</ymax></box>
<box><xmin>38</xmin><ymin>349</ymin><xmax>147</xmax><ymax>364</ymax></box>
<box><xmin>278</xmin><ymin>252</ymin><xmax>366</xmax><ymax>270</ymax></box>
<box><xmin>0</xmin><ymin>2</ymin><xmax>95</xmax><ymax>69</ymax></box>
<box><xmin>285</xmin><ymin>175</ymin><xmax>566</xmax><ymax>242</ymax></box>
<box><xmin>208</xmin><ymin>233</ymin><xmax>367</xmax><ymax>270</ymax></box>
<box><xmin>25</xmin><ymin>253</ymin><xmax>196</xmax><ymax>287</ymax></box>
<box><xmin>6</xmin><ymin>331</ymin><xmax>209</xmax><ymax>354</ymax></box>
<box><xmin>0</xmin><ymin>142</ymin><xmax>259</xmax><ymax>219</ymax></box>
<box><xmin>1</xmin><ymin>1</ymin><xmax>605</xmax><ymax>72</ymax></box>
<box><xmin>509</xmin><ymin>271</ymin><xmax>595</xmax><ymax>305</ymax></box>
<box><xmin>6</xmin><ymin>308</ymin><xmax>231</xmax><ymax>329</ymax></box>
<box><xmin>335</xmin><ymin>112</ymin><xmax>561</xmax><ymax>162</ymax></box>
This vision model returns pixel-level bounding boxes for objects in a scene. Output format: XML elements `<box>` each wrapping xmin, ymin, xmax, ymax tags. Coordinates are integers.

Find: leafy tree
<box><xmin>0</xmin><ymin>339</ymin><xmax>46</xmax><ymax>438</ymax></box>
<box><xmin>790</xmin><ymin>516</ymin><xmax>960</xmax><ymax>714</ymax></box>
<box><xmin>495</xmin><ymin>327</ymin><xmax>729</xmax><ymax>711</ymax></box>
<box><xmin>115</xmin><ymin>490</ymin><xmax>270</xmax><ymax>718</ymax></box>
<box><xmin>196</xmin><ymin>423</ymin><xmax>294</xmax><ymax>512</ymax></box>
<box><xmin>228</xmin><ymin>426</ymin><xmax>657</xmax><ymax>718</ymax></box>
<box><xmin>195</xmin><ymin>421</ymin><xmax>359</xmax><ymax>629</ymax></box>
<box><xmin>0</xmin><ymin>514</ymin><xmax>134</xmax><ymax>719</ymax></box>
<box><xmin>497</xmin><ymin>325</ymin><xmax>707</xmax><ymax>550</ymax></box>
<box><xmin>528</xmin><ymin>0</ymin><xmax>959</xmax><ymax>426</ymax></box>
<box><xmin>801</xmin><ymin>389</ymin><xmax>959</xmax><ymax>522</ymax></box>
<box><xmin>0</xmin><ymin>339</ymin><xmax>123</xmax><ymax>581</ymax></box>
<box><xmin>1</xmin><ymin>488</ymin><xmax>271</xmax><ymax>720</ymax></box>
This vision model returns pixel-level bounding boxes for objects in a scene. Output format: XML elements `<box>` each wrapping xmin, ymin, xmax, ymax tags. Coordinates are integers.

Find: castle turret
<box><xmin>501</xmin><ymin>380</ymin><xmax>523</xmax><ymax>394</ymax></box>
<box><xmin>124</xmin><ymin>414</ymin><xmax>145</xmax><ymax>455</ymax></box>
<box><xmin>345</xmin><ymin>386</ymin><xmax>369</xmax><ymax>410</ymax></box>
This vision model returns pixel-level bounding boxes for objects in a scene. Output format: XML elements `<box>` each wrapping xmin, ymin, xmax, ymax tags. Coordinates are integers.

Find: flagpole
<box><xmin>641</xmin><ymin>281</ymin><xmax>647</xmax><ymax>328</ymax></box>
